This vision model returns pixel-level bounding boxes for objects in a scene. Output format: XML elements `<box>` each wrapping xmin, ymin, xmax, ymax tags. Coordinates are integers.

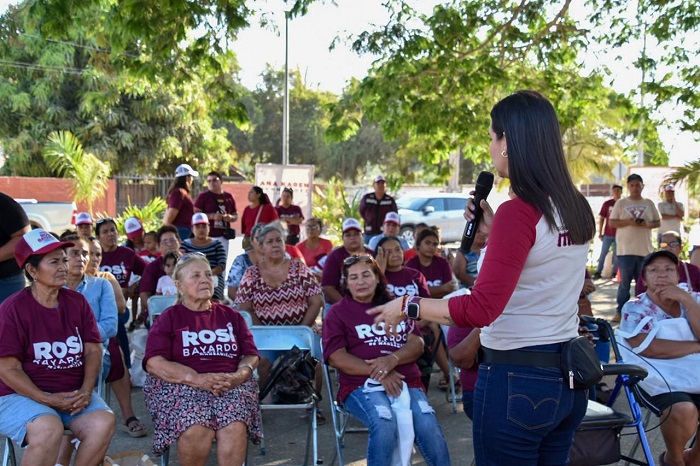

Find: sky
<box><xmin>1</xmin><ymin>0</ymin><xmax>698</xmax><ymax>168</ymax></box>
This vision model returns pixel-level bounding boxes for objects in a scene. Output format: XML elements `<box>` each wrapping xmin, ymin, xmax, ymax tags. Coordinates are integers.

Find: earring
<box><xmin>500</xmin><ymin>149</ymin><xmax>508</xmax><ymax>158</ymax></box>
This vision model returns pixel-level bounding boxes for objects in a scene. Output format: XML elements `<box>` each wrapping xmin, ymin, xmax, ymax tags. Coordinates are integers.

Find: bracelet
<box><xmin>390</xmin><ymin>353</ymin><xmax>400</xmax><ymax>364</ymax></box>
<box><xmin>239</xmin><ymin>363</ymin><xmax>255</xmax><ymax>377</ymax></box>
<box><xmin>400</xmin><ymin>295</ymin><xmax>409</xmax><ymax>317</ymax></box>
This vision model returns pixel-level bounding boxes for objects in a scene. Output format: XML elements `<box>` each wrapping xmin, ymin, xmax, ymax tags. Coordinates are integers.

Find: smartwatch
<box><xmin>404</xmin><ymin>296</ymin><xmax>421</xmax><ymax>320</ymax></box>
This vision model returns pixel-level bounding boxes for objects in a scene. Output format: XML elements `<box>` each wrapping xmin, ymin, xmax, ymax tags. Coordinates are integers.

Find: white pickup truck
<box><xmin>17</xmin><ymin>199</ymin><xmax>77</xmax><ymax>235</ymax></box>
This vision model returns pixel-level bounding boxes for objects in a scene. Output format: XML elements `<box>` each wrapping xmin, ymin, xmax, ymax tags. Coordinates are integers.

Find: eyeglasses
<box><xmin>343</xmin><ymin>255</ymin><xmax>373</xmax><ymax>266</ymax></box>
<box><xmin>207</xmin><ymin>178</ymin><xmax>220</xmax><ymax>183</ymax></box>
<box><xmin>160</xmin><ymin>237</ymin><xmax>179</xmax><ymax>245</ymax></box>
<box><xmin>305</xmin><ymin>224</ymin><xmax>321</xmax><ymax>230</ymax></box>
<box><xmin>661</xmin><ymin>241</ymin><xmax>681</xmax><ymax>248</ymax></box>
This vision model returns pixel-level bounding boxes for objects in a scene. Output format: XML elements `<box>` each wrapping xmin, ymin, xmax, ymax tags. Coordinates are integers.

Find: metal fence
<box><xmin>114</xmin><ymin>175</ymin><xmax>208</xmax><ymax>214</ymax></box>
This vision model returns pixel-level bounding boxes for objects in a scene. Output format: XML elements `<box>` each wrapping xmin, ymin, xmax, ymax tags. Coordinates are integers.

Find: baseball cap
<box><xmin>641</xmin><ymin>250</ymin><xmax>678</xmax><ymax>272</ymax></box>
<box><xmin>175</xmin><ymin>163</ymin><xmax>199</xmax><ymax>178</ymax></box>
<box><xmin>664</xmin><ymin>184</ymin><xmax>675</xmax><ymax>192</ymax></box>
<box><xmin>342</xmin><ymin>218</ymin><xmax>362</xmax><ymax>233</ymax></box>
<box><xmin>374</xmin><ymin>175</ymin><xmax>386</xmax><ymax>183</ymax></box>
<box><xmin>15</xmin><ymin>229</ymin><xmax>74</xmax><ymax>268</ymax></box>
<box><xmin>384</xmin><ymin>212</ymin><xmax>401</xmax><ymax>225</ymax></box>
<box><xmin>627</xmin><ymin>174</ymin><xmax>643</xmax><ymax>184</ymax></box>
<box><xmin>75</xmin><ymin>212</ymin><xmax>93</xmax><ymax>225</ymax></box>
<box><xmin>123</xmin><ymin>217</ymin><xmax>144</xmax><ymax>240</ymax></box>
<box><xmin>191</xmin><ymin>212</ymin><xmax>209</xmax><ymax>226</ymax></box>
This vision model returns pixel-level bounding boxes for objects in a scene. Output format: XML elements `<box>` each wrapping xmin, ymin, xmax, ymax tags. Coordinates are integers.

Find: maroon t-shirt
<box><xmin>0</xmin><ymin>288</ymin><xmax>102</xmax><ymax>395</ymax></box>
<box><xmin>405</xmin><ymin>256</ymin><xmax>453</xmax><ymax>289</ymax></box>
<box><xmin>320</xmin><ymin>246</ymin><xmax>374</xmax><ymax>294</ymax></box>
<box><xmin>599</xmin><ymin>198</ymin><xmax>617</xmax><ymax>237</ymax></box>
<box><xmin>144</xmin><ymin>303</ymin><xmax>259</xmax><ymax>374</ymax></box>
<box><xmin>168</xmin><ymin>188</ymin><xmax>195</xmax><ymax>228</ymax></box>
<box><xmin>241</xmin><ymin>204</ymin><xmax>279</xmax><ymax>237</ymax></box>
<box><xmin>100</xmin><ymin>246</ymin><xmax>147</xmax><ymax>288</ymax></box>
<box><xmin>446</xmin><ymin>326</ymin><xmax>479</xmax><ymax>392</ymax></box>
<box><xmin>384</xmin><ymin>267</ymin><xmax>431</xmax><ymax>298</ymax></box>
<box><xmin>275</xmin><ymin>204</ymin><xmax>304</xmax><ymax>236</ymax></box>
<box><xmin>194</xmin><ymin>190</ymin><xmax>237</xmax><ymax>237</ymax></box>
<box><xmin>139</xmin><ymin>256</ymin><xmax>165</xmax><ymax>295</ymax></box>
<box><xmin>322</xmin><ymin>296</ymin><xmax>423</xmax><ymax>401</ymax></box>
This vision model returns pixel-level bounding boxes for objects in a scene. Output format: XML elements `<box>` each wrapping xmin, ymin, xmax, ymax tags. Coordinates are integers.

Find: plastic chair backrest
<box><xmin>147</xmin><ymin>295</ymin><xmax>177</xmax><ymax>326</ymax></box>
<box><xmin>248</xmin><ymin>325</ymin><xmax>320</xmax><ymax>359</ymax></box>
<box><xmin>238</xmin><ymin>310</ymin><xmax>254</xmax><ymax>328</ymax></box>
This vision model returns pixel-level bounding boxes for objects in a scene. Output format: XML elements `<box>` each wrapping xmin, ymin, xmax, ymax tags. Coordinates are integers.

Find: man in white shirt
<box><xmin>609</xmin><ymin>174</ymin><xmax>660</xmax><ymax>322</ymax></box>
<box><xmin>657</xmin><ymin>184</ymin><xmax>684</xmax><ymax>244</ymax></box>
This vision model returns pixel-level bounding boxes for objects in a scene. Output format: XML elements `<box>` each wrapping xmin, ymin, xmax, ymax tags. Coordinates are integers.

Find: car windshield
<box><xmin>396</xmin><ymin>197</ymin><xmax>427</xmax><ymax>211</ymax></box>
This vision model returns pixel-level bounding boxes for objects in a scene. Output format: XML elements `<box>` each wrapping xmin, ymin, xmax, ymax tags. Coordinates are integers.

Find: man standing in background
<box><xmin>359</xmin><ymin>175</ymin><xmax>398</xmax><ymax>244</ymax></box>
<box><xmin>593</xmin><ymin>184</ymin><xmax>622</xmax><ymax>280</ymax></box>
<box><xmin>194</xmin><ymin>170</ymin><xmax>237</xmax><ymax>257</ymax></box>
<box><xmin>609</xmin><ymin>174</ymin><xmax>660</xmax><ymax>322</ymax></box>
<box><xmin>657</xmin><ymin>184</ymin><xmax>684</xmax><ymax>244</ymax></box>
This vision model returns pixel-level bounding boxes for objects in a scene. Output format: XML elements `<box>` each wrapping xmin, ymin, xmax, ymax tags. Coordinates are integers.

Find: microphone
<box><xmin>459</xmin><ymin>171</ymin><xmax>494</xmax><ymax>254</ymax></box>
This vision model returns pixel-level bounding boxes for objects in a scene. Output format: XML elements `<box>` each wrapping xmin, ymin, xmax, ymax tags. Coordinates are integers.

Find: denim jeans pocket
<box><xmin>507</xmin><ymin>371</ymin><xmax>562</xmax><ymax>430</ymax></box>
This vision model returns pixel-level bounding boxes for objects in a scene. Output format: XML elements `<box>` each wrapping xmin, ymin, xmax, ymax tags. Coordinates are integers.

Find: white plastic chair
<box><xmin>249</xmin><ymin>325</ymin><xmax>321</xmax><ymax>465</ymax></box>
<box><xmin>147</xmin><ymin>295</ymin><xmax>177</xmax><ymax>326</ymax></box>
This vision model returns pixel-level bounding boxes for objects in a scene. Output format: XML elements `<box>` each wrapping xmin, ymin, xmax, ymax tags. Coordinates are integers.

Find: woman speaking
<box><xmin>371</xmin><ymin>90</ymin><xmax>595</xmax><ymax>465</ymax></box>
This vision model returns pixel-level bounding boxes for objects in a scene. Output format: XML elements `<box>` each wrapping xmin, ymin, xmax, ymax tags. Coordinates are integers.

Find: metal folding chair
<box><xmin>440</xmin><ymin>324</ymin><xmax>460</xmax><ymax>413</ymax></box>
<box><xmin>147</xmin><ymin>295</ymin><xmax>177</xmax><ymax>326</ymax></box>
<box><xmin>249</xmin><ymin>325</ymin><xmax>321</xmax><ymax>466</ymax></box>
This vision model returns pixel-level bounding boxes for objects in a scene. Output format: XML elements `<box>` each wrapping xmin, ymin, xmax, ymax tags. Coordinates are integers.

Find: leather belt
<box><xmin>481</xmin><ymin>347</ymin><xmax>561</xmax><ymax>367</ymax></box>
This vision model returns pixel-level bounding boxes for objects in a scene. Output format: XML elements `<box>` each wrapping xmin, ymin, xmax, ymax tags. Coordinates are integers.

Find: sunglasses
<box><xmin>343</xmin><ymin>255</ymin><xmax>373</xmax><ymax>266</ymax></box>
<box><xmin>95</xmin><ymin>217</ymin><xmax>115</xmax><ymax>226</ymax></box>
<box><xmin>179</xmin><ymin>252</ymin><xmax>207</xmax><ymax>261</ymax></box>
<box><xmin>660</xmin><ymin>241</ymin><xmax>680</xmax><ymax>248</ymax></box>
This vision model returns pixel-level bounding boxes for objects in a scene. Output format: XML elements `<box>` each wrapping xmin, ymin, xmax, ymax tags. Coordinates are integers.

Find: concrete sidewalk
<box><xmin>2</xmin><ymin>277</ymin><xmax>669</xmax><ymax>465</ymax></box>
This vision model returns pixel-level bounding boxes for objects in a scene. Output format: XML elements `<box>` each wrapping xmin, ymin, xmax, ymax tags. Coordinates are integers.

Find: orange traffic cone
<box><xmin>614</xmin><ymin>269</ymin><xmax>620</xmax><ymax>283</ymax></box>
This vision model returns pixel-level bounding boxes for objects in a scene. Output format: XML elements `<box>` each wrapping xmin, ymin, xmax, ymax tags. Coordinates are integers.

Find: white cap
<box><xmin>374</xmin><ymin>175</ymin><xmax>386</xmax><ymax>183</ymax></box>
<box><xmin>191</xmin><ymin>212</ymin><xmax>209</xmax><ymax>226</ymax></box>
<box><xmin>342</xmin><ymin>218</ymin><xmax>362</xmax><ymax>233</ymax></box>
<box><xmin>124</xmin><ymin>217</ymin><xmax>143</xmax><ymax>239</ymax></box>
<box><xmin>15</xmin><ymin>229</ymin><xmax>73</xmax><ymax>268</ymax></box>
<box><xmin>384</xmin><ymin>212</ymin><xmax>400</xmax><ymax>225</ymax></box>
<box><xmin>664</xmin><ymin>184</ymin><xmax>675</xmax><ymax>192</ymax></box>
<box><xmin>75</xmin><ymin>212</ymin><xmax>93</xmax><ymax>225</ymax></box>
<box><xmin>175</xmin><ymin>163</ymin><xmax>199</xmax><ymax>178</ymax></box>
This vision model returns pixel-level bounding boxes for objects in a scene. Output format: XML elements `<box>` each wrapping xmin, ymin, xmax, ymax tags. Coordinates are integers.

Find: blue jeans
<box><xmin>616</xmin><ymin>255</ymin><xmax>644</xmax><ymax>314</ymax></box>
<box><xmin>0</xmin><ymin>273</ymin><xmax>26</xmax><ymax>304</ymax></box>
<box><xmin>463</xmin><ymin>390</ymin><xmax>475</xmax><ymax>420</ymax></box>
<box><xmin>344</xmin><ymin>386</ymin><xmax>450</xmax><ymax>466</ymax></box>
<box><xmin>595</xmin><ymin>235</ymin><xmax>617</xmax><ymax>276</ymax></box>
<box><xmin>176</xmin><ymin>226</ymin><xmax>191</xmax><ymax>241</ymax></box>
<box><xmin>473</xmin><ymin>345</ymin><xmax>588</xmax><ymax>465</ymax></box>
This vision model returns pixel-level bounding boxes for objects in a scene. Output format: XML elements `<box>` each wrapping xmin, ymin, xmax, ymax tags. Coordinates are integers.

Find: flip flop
<box><xmin>122</xmin><ymin>416</ymin><xmax>147</xmax><ymax>438</ymax></box>
<box><xmin>659</xmin><ymin>452</ymin><xmax>669</xmax><ymax>466</ymax></box>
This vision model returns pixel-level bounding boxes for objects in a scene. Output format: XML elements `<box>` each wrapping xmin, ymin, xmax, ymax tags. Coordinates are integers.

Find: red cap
<box><xmin>15</xmin><ymin>229</ymin><xmax>74</xmax><ymax>268</ymax></box>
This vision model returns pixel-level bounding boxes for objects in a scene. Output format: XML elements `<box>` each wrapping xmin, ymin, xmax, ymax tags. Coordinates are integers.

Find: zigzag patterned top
<box><xmin>235</xmin><ymin>259</ymin><xmax>322</xmax><ymax>325</ymax></box>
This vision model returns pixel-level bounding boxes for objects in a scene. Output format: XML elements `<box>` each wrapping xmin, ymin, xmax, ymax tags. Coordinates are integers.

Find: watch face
<box><xmin>407</xmin><ymin>303</ymin><xmax>420</xmax><ymax>319</ymax></box>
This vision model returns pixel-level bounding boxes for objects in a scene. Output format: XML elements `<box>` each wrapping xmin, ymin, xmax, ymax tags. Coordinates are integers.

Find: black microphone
<box><xmin>459</xmin><ymin>171</ymin><xmax>494</xmax><ymax>254</ymax></box>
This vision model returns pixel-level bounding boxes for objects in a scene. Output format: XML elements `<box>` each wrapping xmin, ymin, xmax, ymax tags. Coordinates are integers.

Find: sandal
<box><xmin>122</xmin><ymin>416</ymin><xmax>147</xmax><ymax>438</ymax></box>
<box><xmin>316</xmin><ymin>409</ymin><xmax>326</xmax><ymax>426</ymax></box>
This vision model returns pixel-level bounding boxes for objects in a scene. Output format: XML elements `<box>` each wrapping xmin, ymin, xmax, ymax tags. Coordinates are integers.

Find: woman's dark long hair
<box><xmin>342</xmin><ymin>256</ymin><xmax>393</xmax><ymax>305</ymax></box>
<box><xmin>167</xmin><ymin>175</ymin><xmax>190</xmax><ymax>196</ymax></box>
<box><xmin>491</xmin><ymin>90</ymin><xmax>595</xmax><ymax>244</ymax></box>
<box><xmin>252</xmin><ymin>186</ymin><xmax>271</xmax><ymax>205</ymax></box>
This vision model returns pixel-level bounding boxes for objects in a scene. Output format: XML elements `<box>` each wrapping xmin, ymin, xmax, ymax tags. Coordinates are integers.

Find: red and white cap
<box><xmin>124</xmin><ymin>217</ymin><xmax>144</xmax><ymax>240</ymax></box>
<box><xmin>75</xmin><ymin>212</ymin><xmax>93</xmax><ymax>225</ymax></box>
<box><xmin>374</xmin><ymin>175</ymin><xmax>386</xmax><ymax>183</ymax></box>
<box><xmin>342</xmin><ymin>218</ymin><xmax>362</xmax><ymax>233</ymax></box>
<box><xmin>14</xmin><ymin>229</ymin><xmax>74</xmax><ymax>268</ymax></box>
<box><xmin>384</xmin><ymin>212</ymin><xmax>401</xmax><ymax>225</ymax></box>
<box><xmin>191</xmin><ymin>212</ymin><xmax>209</xmax><ymax>226</ymax></box>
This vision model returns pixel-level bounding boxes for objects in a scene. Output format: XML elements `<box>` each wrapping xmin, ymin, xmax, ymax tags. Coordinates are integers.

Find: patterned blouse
<box><xmin>234</xmin><ymin>259</ymin><xmax>322</xmax><ymax>325</ymax></box>
<box><xmin>620</xmin><ymin>288</ymin><xmax>700</xmax><ymax>334</ymax></box>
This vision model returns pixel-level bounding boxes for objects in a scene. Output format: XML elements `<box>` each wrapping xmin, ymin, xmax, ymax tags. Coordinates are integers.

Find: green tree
<box><xmin>42</xmin><ymin>130</ymin><xmax>110</xmax><ymax>213</ymax></box>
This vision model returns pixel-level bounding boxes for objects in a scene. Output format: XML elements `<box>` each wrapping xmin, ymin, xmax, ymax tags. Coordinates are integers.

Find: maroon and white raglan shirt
<box><xmin>323</xmin><ymin>296</ymin><xmax>424</xmax><ymax>401</ymax></box>
<box><xmin>447</xmin><ymin>198</ymin><xmax>585</xmax><ymax>350</ymax></box>
<box><xmin>0</xmin><ymin>288</ymin><xmax>102</xmax><ymax>395</ymax></box>
<box><xmin>144</xmin><ymin>303</ymin><xmax>259</xmax><ymax>374</ymax></box>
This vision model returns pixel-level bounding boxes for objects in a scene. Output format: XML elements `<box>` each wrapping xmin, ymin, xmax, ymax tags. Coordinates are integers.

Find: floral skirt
<box><xmin>144</xmin><ymin>374</ymin><xmax>262</xmax><ymax>455</ymax></box>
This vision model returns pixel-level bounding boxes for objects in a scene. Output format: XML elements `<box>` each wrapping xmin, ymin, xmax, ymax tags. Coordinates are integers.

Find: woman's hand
<box><xmin>375</xmin><ymin>247</ymin><xmax>388</xmax><ymax>272</ymax></box>
<box><xmin>464</xmin><ymin>194</ymin><xmax>494</xmax><ymax>243</ymax></box>
<box><xmin>656</xmin><ymin>284</ymin><xmax>694</xmax><ymax>306</ymax></box>
<box><xmin>45</xmin><ymin>389</ymin><xmax>91</xmax><ymax>414</ymax></box>
<box><xmin>380</xmin><ymin>370</ymin><xmax>405</xmax><ymax>398</ymax></box>
<box><xmin>367</xmin><ymin>297</ymin><xmax>406</xmax><ymax>339</ymax></box>
<box><xmin>365</xmin><ymin>355</ymin><xmax>399</xmax><ymax>382</ymax></box>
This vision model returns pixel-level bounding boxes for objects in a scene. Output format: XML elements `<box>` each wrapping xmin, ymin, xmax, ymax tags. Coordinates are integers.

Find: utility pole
<box><xmin>282</xmin><ymin>10</ymin><xmax>290</xmax><ymax>166</ymax></box>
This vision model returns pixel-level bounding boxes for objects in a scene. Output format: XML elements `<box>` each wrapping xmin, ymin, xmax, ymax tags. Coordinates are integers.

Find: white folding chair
<box><xmin>249</xmin><ymin>325</ymin><xmax>321</xmax><ymax>466</ymax></box>
<box><xmin>147</xmin><ymin>295</ymin><xmax>177</xmax><ymax>326</ymax></box>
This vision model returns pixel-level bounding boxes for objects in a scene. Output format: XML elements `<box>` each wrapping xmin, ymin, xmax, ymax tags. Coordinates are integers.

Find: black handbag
<box><xmin>222</xmin><ymin>227</ymin><xmax>236</xmax><ymax>240</ymax></box>
<box><xmin>561</xmin><ymin>336</ymin><xmax>603</xmax><ymax>389</ymax></box>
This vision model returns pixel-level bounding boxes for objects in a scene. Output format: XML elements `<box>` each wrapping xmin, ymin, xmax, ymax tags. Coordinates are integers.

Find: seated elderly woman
<box><xmin>618</xmin><ymin>250</ymin><xmax>700</xmax><ymax>466</ymax></box>
<box><xmin>322</xmin><ymin>254</ymin><xmax>450</xmax><ymax>466</ymax></box>
<box><xmin>234</xmin><ymin>222</ymin><xmax>323</xmax><ymax>385</ymax></box>
<box><xmin>0</xmin><ymin>229</ymin><xmax>115</xmax><ymax>466</ymax></box>
<box><xmin>144</xmin><ymin>252</ymin><xmax>261</xmax><ymax>466</ymax></box>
